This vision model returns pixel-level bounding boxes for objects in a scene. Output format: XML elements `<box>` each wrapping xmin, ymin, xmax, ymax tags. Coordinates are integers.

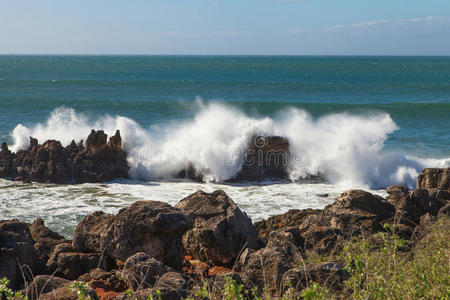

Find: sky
<box><xmin>1</xmin><ymin>0</ymin><xmax>450</xmax><ymax>55</ymax></box>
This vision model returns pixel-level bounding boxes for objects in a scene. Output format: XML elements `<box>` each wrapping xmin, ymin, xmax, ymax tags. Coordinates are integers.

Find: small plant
<box><xmin>223</xmin><ymin>276</ymin><xmax>245</xmax><ymax>300</ymax></box>
<box><xmin>0</xmin><ymin>277</ymin><xmax>28</xmax><ymax>300</ymax></box>
<box><xmin>68</xmin><ymin>281</ymin><xmax>91</xmax><ymax>300</ymax></box>
<box><xmin>146</xmin><ymin>289</ymin><xmax>162</xmax><ymax>300</ymax></box>
<box><xmin>300</xmin><ymin>282</ymin><xmax>329</xmax><ymax>300</ymax></box>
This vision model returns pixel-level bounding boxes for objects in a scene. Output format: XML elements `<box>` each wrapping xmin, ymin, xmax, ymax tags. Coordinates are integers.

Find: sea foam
<box><xmin>9</xmin><ymin>103</ymin><xmax>449</xmax><ymax>189</ymax></box>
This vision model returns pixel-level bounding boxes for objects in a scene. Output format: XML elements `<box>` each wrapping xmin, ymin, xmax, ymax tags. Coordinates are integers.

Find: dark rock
<box><xmin>0</xmin><ymin>130</ymin><xmax>129</xmax><ymax>184</ymax></box>
<box><xmin>175</xmin><ymin>190</ymin><xmax>259</xmax><ymax>266</ymax></box>
<box><xmin>73</xmin><ymin>201</ymin><xmax>193</xmax><ymax>269</ymax></box>
<box><xmin>22</xmin><ymin>275</ymin><xmax>69</xmax><ymax>299</ymax></box>
<box><xmin>28</xmin><ymin>218</ymin><xmax>68</xmax><ymax>274</ymax></box>
<box><xmin>77</xmin><ymin>268</ymin><xmax>127</xmax><ymax>300</ymax></box>
<box><xmin>0</xmin><ymin>219</ymin><xmax>36</xmax><ymax>290</ymax></box>
<box><xmin>120</xmin><ymin>253</ymin><xmax>171</xmax><ymax>290</ymax></box>
<box><xmin>266</xmin><ymin>228</ymin><xmax>304</xmax><ymax>261</ymax></box>
<box><xmin>395</xmin><ymin>189</ymin><xmax>444</xmax><ymax>224</ymax></box>
<box><xmin>280</xmin><ymin>263</ymin><xmax>348</xmax><ymax>295</ymax></box>
<box><xmin>302</xmin><ymin>226</ymin><xmax>342</xmax><ymax>255</ymax></box>
<box><xmin>412</xmin><ymin>213</ymin><xmax>437</xmax><ymax>242</ymax></box>
<box><xmin>239</xmin><ymin>247</ymin><xmax>291</xmax><ymax>296</ymax></box>
<box><xmin>39</xmin><ymin>281</ymin><xmax>98</xmax><ymax>300</ymax></box>
<box><xmin>152</xmin><ymin>272</ymin><xmax>189</xmax><ymax>300</ymax></box>
<box><xmin>233</xmin><ymin>135</ymin><xmax>290</xmax><ymax>181</ymax></box>
<box><xmin>323</xmin><ymin>189</ymin><xmax>395</xmax><ymax>236</ymax></box>
<box><xmin>438</xmin><ymin>202</ymin><xmax>450</xmax><ymax>218</ymax></box>
<box><xmin>255</xmin><ymin>208</ymin><xmax>320</xmax><ymax>240</ymax></box>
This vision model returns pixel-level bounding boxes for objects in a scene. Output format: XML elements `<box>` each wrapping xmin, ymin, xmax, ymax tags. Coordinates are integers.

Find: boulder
<box><xmin>0</xmin><ymin>142</ymin><xmax>15</xmax><ymax>178</ymax></box>
<box><xmin>281</xmin><ymin>263</ymin><xmax>348</xmax><ymax>295</ymax></box>
<box><xmin>39</xmin><ymin>281</ymin><xmax>98</xmax><ymax>300</ymax></box>
<box><xmin>417</xmin><ymin>168</ymin><xmax>450</xmax><ymax>190</ymax></box>
<box><xmin>233</xmin><ymin>135</ymin><xmax>290</xmax><ymax>181</ymax></box>
<box><xmin>412</xmin><ymin>213</ymin><xmax>437</xmax><ymax>242</ymax></box>
<box><xmin>394</xmin><ymin>189</ymin><xmax>444</xmax><ymax>224</ymax></box>
<box><xmin>153</xmin><ymin>272</ymin><xmax>190</xmax><ymax>300</ymax></box>
<box><xmin>0</xmin><ymin>219</ymin><xmax>36</xmax><ymax>290</ymax></box>
<box><xmin>77</xmin><ymin>268</ymin><xmax>127</xmax><ymax>300</ymax></box>
<box><xmin>22</xmin><ymin>275</ymin><xmax>69</xmax><ymax>299</ymax></box>
<box><xmin>73</xmin><ymin>201</ymin><xmax>193</xmax><ymax>269</ymax></box>
<box><xmin>120</xmin><ymin>253</ymin><xmax>170</xmax><ymax>291</ymax></box>
<box><xmin>255</xmin><ymin>208</ymin><xmax>320</xmax><ymax>240</ymax></box>
<box><xmin>239</xmin><ymin>247</ymin><xmax>291</xmax><ymax>296</ymax></box>
<box><xmin>175</xmin><ymin>190</ymin><xmax>259</xmax><ymax>266</ymax></box>
<box><xmin>28</xmin><ymin>218</ymin><xmax>68</xmax><ymax>274</ymax></box>
<box><xmin>323</xmin><ymin>189</ymin><xmax>395</xmax><ymax>236</ymax></box>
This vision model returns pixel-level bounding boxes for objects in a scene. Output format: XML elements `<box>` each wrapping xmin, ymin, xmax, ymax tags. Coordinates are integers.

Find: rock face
<box><xmin>73</xmin><ymin>201</ymin><xmax>193</xmax><ymax>269</ymax></box>
<box><xmin>175</xmin><ymin>190</ymin><xmax>259</xmax><ymax>266</ymax></box>
<box><xmin>234</xmin><ymin>135</ymin><xmax>290</xmax><ymax>181</ymax></box>
<box><xmin>0</xmin><ymin>130</ymin><xmax>129</xmax><ymax>183</ymax></box>
<box><xmin>417</xmin><ymin>168</ymin><xmax>450</xmax><ymax>190</ymax></box>
<box><xmin>0</xmin><ymin>220</ymin><xmax>37</xmax><ymax>290</ymax></box>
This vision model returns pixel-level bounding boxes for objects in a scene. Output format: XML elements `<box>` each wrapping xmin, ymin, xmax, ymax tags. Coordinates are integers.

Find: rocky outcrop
<box><xmin>417</xmin><ymin>168</ymin><xmax>450</xmax><ymax>190</ymax></box>
<box><xmin>175</xmin><ymin>190</ymin><xmax>259</xmax><ymax>266</ymax></box>
<box><xmin>0</xmin><ymin>130</ymin><xmax>129</xmax><ymax>183</ymax></box>
<box><xmin>0</xmin><ymin>219</ymin><xmax>37</xmax><ymax>290</ymax></box>
<box><xmin>73</xmin><ymin>201</ymin><xmax>193</xmax><ymax>269</ymax></box>
<box><xmin>120</xmin><ymin>252</ymin><xmax>171</xmax><ymax>290</ymax></box>
<box><xmin>233</xmin><ymin>135</ymin><xmax>290</xmax><ymax>181</ymax></box>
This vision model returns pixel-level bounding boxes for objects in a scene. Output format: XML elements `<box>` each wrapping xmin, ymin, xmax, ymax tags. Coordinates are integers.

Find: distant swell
<box><xmin>9</xmin><ymin>103</ymin><xmax>450</xmax><ymax>189</ymax></box>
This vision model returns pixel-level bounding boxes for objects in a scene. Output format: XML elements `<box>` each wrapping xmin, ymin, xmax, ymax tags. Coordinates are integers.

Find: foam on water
<box><xmin>9</xmin><ymin>103</ymin><xmax>449</xmax><ymax>188</ymax></box>
<box><xmin>0</xmin><ymin>178</ymin><xmax>387</xmax><ymax>237</ymax></box>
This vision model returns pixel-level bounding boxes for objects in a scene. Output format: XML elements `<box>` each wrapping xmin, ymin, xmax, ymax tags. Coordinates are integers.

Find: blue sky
<box><xmin>1</xmin><ymin>0</ymin><xmax>450</xmax><ymax>55</ymax></box>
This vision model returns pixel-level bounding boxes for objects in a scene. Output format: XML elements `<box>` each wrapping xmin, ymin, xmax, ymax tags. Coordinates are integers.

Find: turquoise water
<box><xmin>1</xmin><ymin>55</ymin><xmax>449</xmax><ymax>158</ymax></box>
<box><xmin>0</xmin><ymin>55</ymin><xmax>449</xmax><ymax>234</ymax></box>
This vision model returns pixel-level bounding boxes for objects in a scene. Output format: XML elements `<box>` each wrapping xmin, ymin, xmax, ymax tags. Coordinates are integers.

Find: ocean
<box><xmin>0</xmin><ymin>55</ymin><xmax>449</xmax><ymax>237</ymax></box>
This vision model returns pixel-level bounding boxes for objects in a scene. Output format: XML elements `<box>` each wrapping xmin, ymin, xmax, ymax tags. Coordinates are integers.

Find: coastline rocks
<box><xmin>417</xmin><ymin>168</ymin><xmax>450</xmax><ymax>190</ymax></box>
<box><xmin>120</xmin><ymin>252</ymin><xmax>171</xmax><ymax>290</ymax></box>
<box><xmin>0</xmin><ymin>219</ymin><xmax>36</xmax><ymax>290</ymax></box>
<box><xmin>22</xmin><ymin>275</ymin><xmax>70</xmax><ymax>299</ymax></box>
<box><xmin>175</xmin><ymin>190</ymin><xmax>259</xmax><ymax>266</ymax></box>
<box><xmin>233</xmin><ymin>135</ymin><xmax>290</xmax><ymax>181</ymax></box>
<box><xmin>239</xmin><ymin>247</ymin><xmax>291</xmax><ymax>296</ymax></box>
<box><xmin>73</xmin><ymin>201</ymin><xmax>193</xmax><ymax>269</ymax></box>
<box><xmin>0</xmin><ymin>130</ymin><xmax>129</xmax><ymax>184</ymax></box>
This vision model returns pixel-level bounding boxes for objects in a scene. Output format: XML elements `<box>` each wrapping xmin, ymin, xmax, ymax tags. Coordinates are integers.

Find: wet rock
<box><xmin>239</xmin><ymin>247</ymin><xmax>291</xmax><ymax>296</ymax></box>
<box><xmin>0</xmin><ymin>130</ymin><xmax>129</xmax><ymax>184</ymax></box>
<box><xmin>0</xmin><ymin>219</ymin><xmax>36</xmax><ymax>290</ymax></box>
<box><xmin>120</xmin><ymin>253</ymin><xmax>171</xmax><ymax>290</ymax></box>
<box><xmin>233</xmin><ymin>135</ymin><xmax>290</xmax><ymax>181</ymax></box>
<box><xmin>0</xmin><ymin>142</ymin><xmax>15</xmax><ymax>178</ymax></box>
<box><xmin>175</xmin><ymin>190</ymin><xmax>259</xmax><ymax>266</ymax></box>
<box><xmin>73</xmin><ymin>202</ymin><xmax>193</xmax><ymax>269</ymax></box>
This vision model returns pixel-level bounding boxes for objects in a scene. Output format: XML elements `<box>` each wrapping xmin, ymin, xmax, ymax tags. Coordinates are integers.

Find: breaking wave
<box><xmin>9</xmin><ymin>102</ymin><xmax>449</xmax><ymax>188</ymax></box>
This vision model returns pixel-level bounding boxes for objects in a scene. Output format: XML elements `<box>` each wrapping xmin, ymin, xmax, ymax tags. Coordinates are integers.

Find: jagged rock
<box><xmin>280</xmin><ymin>263</ymin><xmax>348</xmax><ymax>295</ymax></box>
<box><xmin>302</xmin><ymin>226</ymin><xmax>342</xmax><ymax>254</ymax></box>
<box><xmin>0</xmin><ymin>142</ymin><xmax>15</xmax><ymax>178</ymax></box>
<box><xmin>412</xmin><ymin>213</ymin><xmax>437</xmax><ymax>242</ymax></box>
<box><xmin>255</xmin><ymin>208</ymin><xmax>321</xmax><ymax>240</ymax></box>
<box><xmin>266</xmin><ymin>228</ymin><xmax>304</xmax><ymax>261</ymax></box>
<box><xmin>233</xmin><ymin>135</ymin><xmax>290</xmax><ymax>181</ymax></box>
<box><xmin>417</xmin><ymin>168</ymin><xmax>450</xmax><ymax>190</ymax></box>
<box><xmin>386</xmin><ymin>185</ymin><xmax>409</xmax><ymax>207</ymax></box>
<box><xmin>394</xmin><ymin>189</ymin><xmax>444</xmax><ymax>224</ymax></box>
<box><xmin>239</xmin><ymin>247</ymin><xmax>291</xmax><ymax>296</ymax></box>
<box><xmin>0</xmin><ymin>219</ymin><xmax>36</xmax><ymax>290</ymax></box>
<box><xmin>73</xmin><ymin>201</ymin><xmax>193</xmax><ymax>269</ymax></box>
<box><xmin>22</xmin><ymin>275</ymin><xmax>70</xmax><ymax>299</ymax></box>
<box><xmin>28</xmin><ymin>218</ymin><xmax>68</xmax><ymax>274</ymax></box>
<box><xmin>175</xmin><ymin>190</ymin><xmax>259</xmax><ymax>266</ymax></box>
<box><xmin>323</xmin><ymin>189</ymin><xmax>395</xmax><ymax>236</ymax></box>
<box><xmin>438</xmin><ymin>202</ymin><xmax>450</xmax><ymax>218</ymax></box>
<box><xmin>120</xmin><ymin>253</ymin><xmax>171</xmax><ymax>290</ymax></box>
<box><xmin>0</xmin><ymin>130</ymin><xmax>129</xmax><ymax>184</ymax></box>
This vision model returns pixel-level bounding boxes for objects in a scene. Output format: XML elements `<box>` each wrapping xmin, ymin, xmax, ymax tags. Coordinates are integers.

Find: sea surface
<box><xmin>0</xmin><ymin>55</ymin><xmax>449</xmax><ymax>237</ymax></box>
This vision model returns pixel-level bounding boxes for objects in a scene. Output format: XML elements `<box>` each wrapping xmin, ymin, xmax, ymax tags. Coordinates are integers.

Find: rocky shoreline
<box><xmin>0</xmin><ymin>168</ymin><xmax>448</xmax><ymax>299</ymax></box>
